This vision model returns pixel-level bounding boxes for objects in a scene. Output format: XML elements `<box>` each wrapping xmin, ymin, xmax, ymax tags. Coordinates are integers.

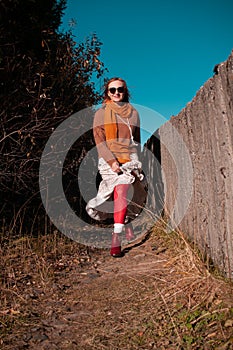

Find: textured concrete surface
<box><xmin>150</xmin><ymin>50</ymin><xmax>233</xmax><ymax>278</ymax></box>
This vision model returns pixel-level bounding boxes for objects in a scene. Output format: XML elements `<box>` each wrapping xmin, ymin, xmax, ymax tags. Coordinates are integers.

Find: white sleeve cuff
<box><xmin>130</xmin><ymin>153</ymin><xmax>139</xmax><ymax>161</ymax></box>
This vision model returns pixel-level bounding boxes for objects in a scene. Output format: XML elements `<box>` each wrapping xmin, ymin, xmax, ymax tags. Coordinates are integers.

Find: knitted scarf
<box><xmin>104</xmin><ymin>101</ymin><xmax>134</xmax><ymax>163</ymax></box>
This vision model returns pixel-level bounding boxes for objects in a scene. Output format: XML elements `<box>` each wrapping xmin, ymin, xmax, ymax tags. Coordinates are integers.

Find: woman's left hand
<box><xmin>111</xmin><ymin>160</ymin><xmax>121</xmax><ymax>173</ymax></box>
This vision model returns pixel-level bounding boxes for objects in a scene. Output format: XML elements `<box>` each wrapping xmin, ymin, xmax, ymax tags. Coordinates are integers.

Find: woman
<box><xmin>86</xmin><ymin>77</ymin><xmax>143</xmax><ymax>257</ymax></box>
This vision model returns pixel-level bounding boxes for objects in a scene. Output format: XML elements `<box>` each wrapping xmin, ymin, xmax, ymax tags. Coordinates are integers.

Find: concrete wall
<box><xmin>158</xmin><ymin>50</ymin><xmax>233</xmax><ymax>278</ymax></box>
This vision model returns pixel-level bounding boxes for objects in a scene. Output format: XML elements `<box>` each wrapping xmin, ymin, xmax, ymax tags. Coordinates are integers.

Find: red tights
<box><xmin>113</xmin><ymin>184</ymin><xmax>130</xmax><ymax>224</ymax></box>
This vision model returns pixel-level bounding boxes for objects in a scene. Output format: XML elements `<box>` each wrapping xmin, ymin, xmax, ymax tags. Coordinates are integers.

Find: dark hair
<box><xmin>103</xmin><ymin>77</ymin><xmax>130</xmax><ymax>103</ymax></box>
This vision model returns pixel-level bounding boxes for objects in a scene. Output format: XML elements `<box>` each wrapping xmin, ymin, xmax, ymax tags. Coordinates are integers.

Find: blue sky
<box><xmin>60</xmin><ymin>0</ymin><xmax>233</xmax><ymax>140</ymax></box>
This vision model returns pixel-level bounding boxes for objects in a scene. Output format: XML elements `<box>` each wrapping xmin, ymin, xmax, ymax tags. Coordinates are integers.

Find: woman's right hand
<box><xmin>111</xmin><ymin>160</ymin><xmax>121</xmax><ymax>173</ymax></box>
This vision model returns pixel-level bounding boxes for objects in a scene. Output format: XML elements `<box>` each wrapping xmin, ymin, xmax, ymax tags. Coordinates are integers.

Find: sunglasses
<box><xmin>108</xmin><ymin>86</ymin><xmax>125</xmax><ymax>94</ymax></box>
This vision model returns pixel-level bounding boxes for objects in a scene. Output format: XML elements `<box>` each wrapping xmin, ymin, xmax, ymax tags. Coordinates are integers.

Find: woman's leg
<box><xmin>125</xmin><ymin>221</ymin><xmax>135</xmax><ymax>242</ymax></box>
<box><xmin>110</xmin><ymin>184</ymin><xmax>130</xmax><ymax>257</ymax></box>
<box><xmin>114</xmin><ymin>183</ymin><xmax>130</xmax><ymax>227</ymax></box>
<box><xmin>114</xmin><ymin>184</ymin><xmax>135</xmax><ymax>241</ymax></box>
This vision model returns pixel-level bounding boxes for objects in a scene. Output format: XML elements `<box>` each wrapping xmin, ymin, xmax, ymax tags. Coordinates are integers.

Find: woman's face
<box><xmin>107</xmin><ymin>80</ymin><xmax>125</xmax><ymax>103</ymax></box>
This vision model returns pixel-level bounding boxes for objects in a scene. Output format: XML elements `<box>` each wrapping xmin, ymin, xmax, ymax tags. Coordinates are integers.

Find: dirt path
<box><xmin>1</xmin><ymin>222</ymin><xmax>233</xmax><ymax>349</ymax></box>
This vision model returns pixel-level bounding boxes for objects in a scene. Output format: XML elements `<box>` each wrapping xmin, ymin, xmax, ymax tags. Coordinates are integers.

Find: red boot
<box><xmin>110</xmin><ymin>232</ymin><xmax>122</xmax><ymax>257</ymax></box>
<box><xmin>125</xmin><ymin>222</ymin><xmax>136</xmax><ymax>242</ymax></box>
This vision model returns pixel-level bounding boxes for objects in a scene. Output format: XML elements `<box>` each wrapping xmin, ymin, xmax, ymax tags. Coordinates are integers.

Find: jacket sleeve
<box><xmin>134</xmin><ymin>111</ymin><xmax>141</xmax><ymax>144</ymax></box>
<box><xmin>93</xmin><ymin>108</ymin><xmax>116</xmax><ymax>166</ymax></box>
<box><xmin>131</xmin><ymin>110</ymin><xmax>141</xmax><ymax>154</ymax></box>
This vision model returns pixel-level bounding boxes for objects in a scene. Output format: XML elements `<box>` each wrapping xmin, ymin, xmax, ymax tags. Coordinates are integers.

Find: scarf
<box><xmin>104</xmin><ymin>101</ymin><xmax>134</xmax><ymax>163</ymax></box>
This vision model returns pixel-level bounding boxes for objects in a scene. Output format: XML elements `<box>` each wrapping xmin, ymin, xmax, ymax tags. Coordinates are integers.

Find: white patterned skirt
<box><xmin>86</xmin><ymin>158</ymin><xmax>147</xmax><ymax>222</ymax></box>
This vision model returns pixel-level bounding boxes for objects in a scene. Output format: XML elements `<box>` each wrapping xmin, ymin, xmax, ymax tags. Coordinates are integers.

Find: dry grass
<box><xmin>1</xmin><ymin>218</ymin><xmax>233</xmax><ymax>349</ymax></box>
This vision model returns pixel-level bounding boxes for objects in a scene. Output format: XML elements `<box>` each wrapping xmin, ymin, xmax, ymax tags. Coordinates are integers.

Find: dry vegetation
<box><xmin>1</xmin><ymin>218</ymin><xmax>233</xmax><ymax>349</ymax></box>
